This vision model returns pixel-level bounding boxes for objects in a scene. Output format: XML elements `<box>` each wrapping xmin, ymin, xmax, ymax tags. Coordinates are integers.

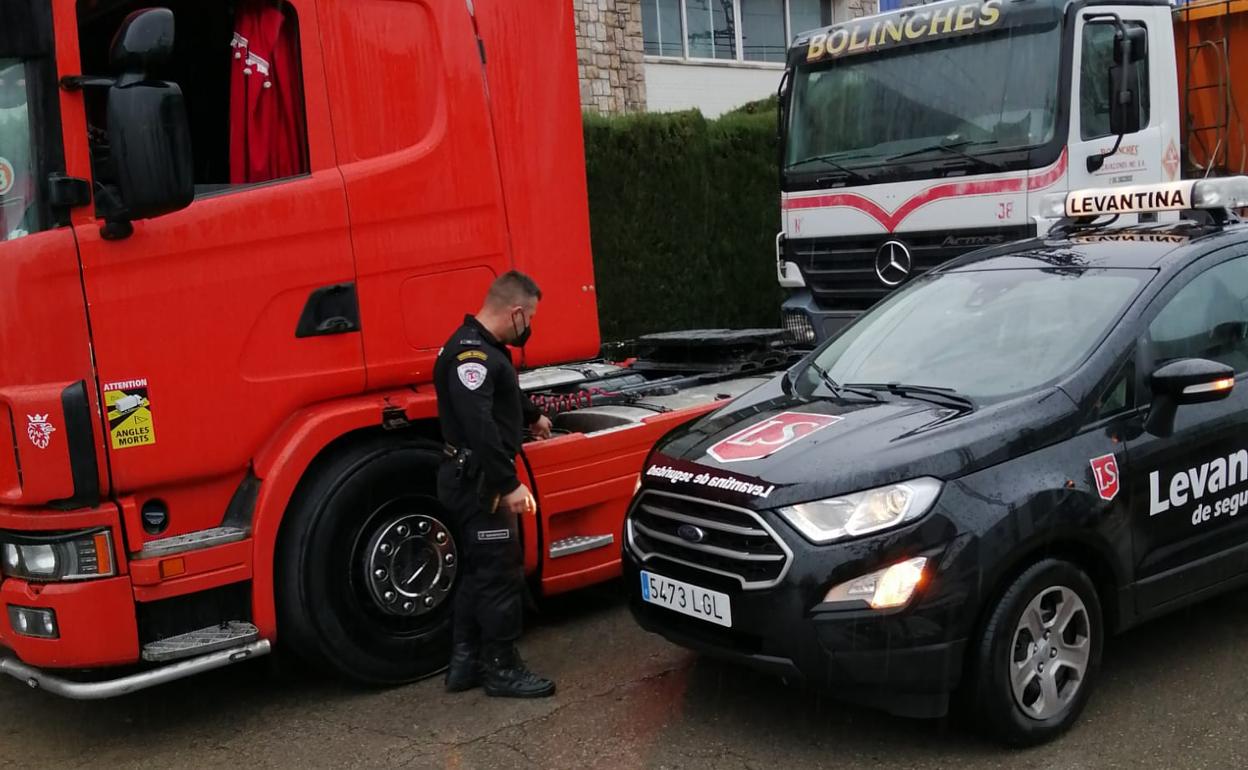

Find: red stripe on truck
<box><xmin>782</xmin><ymin>149</ymin><xmax>1068</xmax><ymax>232</ymax></box>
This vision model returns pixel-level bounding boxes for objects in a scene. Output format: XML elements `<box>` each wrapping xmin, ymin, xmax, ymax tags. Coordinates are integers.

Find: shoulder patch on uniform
<box><xmin>457</xmin><ymin>362</ymin><xmax>488</xmax><ymax>391</ymax></box>
<box><xmin>457</xmin><ymin>350</ymin><xmax>488</xmax><ymax>362</ymax></box>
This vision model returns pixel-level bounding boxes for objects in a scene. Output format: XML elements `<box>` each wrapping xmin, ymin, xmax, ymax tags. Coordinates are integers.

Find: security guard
<box><xmin>434</xmin><ymin>270</ymin><xmax>555</xmax><ymax>698</ymax></box>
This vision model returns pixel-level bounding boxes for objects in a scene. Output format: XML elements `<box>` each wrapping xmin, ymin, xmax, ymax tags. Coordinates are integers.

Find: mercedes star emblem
<box><xmin>875</xmin><ymin>240</ymin><xmax>912</xmax><ymax>287</ymax></box>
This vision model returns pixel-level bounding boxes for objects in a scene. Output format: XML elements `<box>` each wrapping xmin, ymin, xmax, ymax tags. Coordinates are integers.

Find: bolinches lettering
<box><xmin>806</xmin><ymin>0</ymin><xmax>1003</xmax><ymax>62</ymax></box>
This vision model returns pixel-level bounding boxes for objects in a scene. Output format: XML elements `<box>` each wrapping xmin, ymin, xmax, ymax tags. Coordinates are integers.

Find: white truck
<box><xmin>778</xmin><ymin>0</ymin><xmax>1246</xmax><ymax>343</ymax></box>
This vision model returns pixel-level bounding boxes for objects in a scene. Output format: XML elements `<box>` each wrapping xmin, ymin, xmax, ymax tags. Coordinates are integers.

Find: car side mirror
<box><xmin>101</xmin><ymin>8</ymin><xmax>193</xmax><ymax>237</ymax></box>
<box><xmin>1145</xmin><ymin>358</ymin><xmax>1235</xmax><ymax>437</ymax></box>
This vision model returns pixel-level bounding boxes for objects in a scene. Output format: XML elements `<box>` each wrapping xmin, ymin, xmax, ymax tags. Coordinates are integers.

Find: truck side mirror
<box><xmin>1088</xmin><ymin>20</ymin><xmax>1146</xmax><ymax>172</ymax></box>
<box><xmin>1108</xmin><ymin>27</ymin><xmax>1146</xmax><ymax>137</ymax></box>
<box><xmin>110</xmin><ymin>8</ymin><xmax>175</xmax><ymax>83</ymax></box>
<box><xmin>1144</xmin><ymin>358</ymin><xmax>1235</xmax><ymax>437</ymax></box>
<box><xmin>101</xmin><ymin>8</ymin><xmax>193</xmax><ymax>236</ymax></box>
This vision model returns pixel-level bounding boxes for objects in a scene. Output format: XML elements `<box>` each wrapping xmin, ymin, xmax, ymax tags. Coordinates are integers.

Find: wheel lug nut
<box><xmin>374</xmin><ymin>568</ymin><xmax>387</xmax><ymax>580</ymax></box>
<box><xmin>1050</xmin><ymin>649</ymin><xmax>1057</xmax><ymax>659</ymax></box>
<box><xmin>1044</xmin><ymin>631</ymin><xmax>1051</xmax><ymax>640</ymax></box>
<box><xmin>418</xmin><ymin>520</ymin><xmax>431</xmax><ymax>534</ymax></box>
<box><xmin>396</xmin><ymin>525</ymin><xmax>409</xmax><ymax>537</ymax></box>
<box><xmin>403</xmin><ymin>601</ymin><xmax>414</xmax><ymax>612</ymax></box>
<box><xmin>435</xmin><ymin>532</ymin><xmax>447</xmax><ymax>544</ymax></box>
<box><xmin>445</xmin><ymin>554</ymin><xmax>455</xmax><ymax>565</ymax></box>
<box><xmin>379</xmin><ymin>543</ymin><xmax>392</xmax><ymax>555</ymax></box>
<box><xmin>1037</xmin><ymin>663</ymin><xmax>1045</xmax><ymax>673</ymax></box>
<box><xmin>383</xmin><ymin>591</ymin><xmax>397</xmax><ymax>603</ymax></box>
<box><xmin>423</xmin><ymin>596</ymin><xmax>435</xmax><ymax>608</ymax></box>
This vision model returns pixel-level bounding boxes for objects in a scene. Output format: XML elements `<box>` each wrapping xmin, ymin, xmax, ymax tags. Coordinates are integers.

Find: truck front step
<box><xmin>549</xmin><ymin>534</ymin><xmax>615</xmax><ymax>559</ymax></box>
<box><xmin>136</xmin><ymin>526</ymin><xmax>247</xmax><ymax>559</ymax></box>
<box><xmin>1</xmin><ymin>639</ymin><xmax>270</xmax><ymax>700</ymax></box>
<box><xmin>141</xmin><ymin>621</ymin><xmax>260</xmax><ymax>663</ymax></box>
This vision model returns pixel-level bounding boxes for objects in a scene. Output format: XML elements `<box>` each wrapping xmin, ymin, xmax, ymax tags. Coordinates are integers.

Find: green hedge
<box><xmin>584</xmin><ymin>106</ymin><xmax>784</xmax><ymax>342</ymax></box>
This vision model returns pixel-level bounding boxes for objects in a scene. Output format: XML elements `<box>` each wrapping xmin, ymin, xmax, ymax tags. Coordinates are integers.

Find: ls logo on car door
<box><xmin>1090</xmin><ymin>454</ymin><xmax>1120</xmax><ymax>501</ymax></box>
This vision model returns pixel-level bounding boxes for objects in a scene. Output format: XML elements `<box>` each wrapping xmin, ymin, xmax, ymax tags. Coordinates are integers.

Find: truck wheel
<box><xmin>276</xmin><ymin>436</ymin><xmax>458</xmax><ymax>685</ymax></box>
<box><xmin>970</xmin><ymin>559</ymin><xmax>1103</xmax><ymax>747</ymax></box>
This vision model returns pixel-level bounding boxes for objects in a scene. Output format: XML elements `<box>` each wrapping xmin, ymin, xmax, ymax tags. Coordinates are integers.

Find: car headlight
<box><xmin>778</xmin><ymin>478</ymin><xmax>942</xmax><ymax>544</ymax></box>
<box><xmin>0</xmin><ymin>530</ymin><xmax>115</xmax><ymax>582</ymax></box>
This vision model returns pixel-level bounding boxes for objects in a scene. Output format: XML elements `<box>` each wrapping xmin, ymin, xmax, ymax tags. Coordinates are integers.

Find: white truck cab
<box><xmin>778</xmin><ymin>0</ymin><xmax>1194</xmax><ymax>343</ymax></box>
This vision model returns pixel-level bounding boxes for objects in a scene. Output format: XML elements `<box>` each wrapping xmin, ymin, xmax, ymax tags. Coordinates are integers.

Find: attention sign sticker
<box><xmin>103</xmin><ymin>378</ymin><xmax>157</xmax><ymax>449</ymax></box>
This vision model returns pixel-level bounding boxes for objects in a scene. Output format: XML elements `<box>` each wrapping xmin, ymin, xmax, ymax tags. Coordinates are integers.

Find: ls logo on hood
<box><xmin>708</xmin><ymin>412</ymin><xmax>842</xmax><ymax>464</ymax></box>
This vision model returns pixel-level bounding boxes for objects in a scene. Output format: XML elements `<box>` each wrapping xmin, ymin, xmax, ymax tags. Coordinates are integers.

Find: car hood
<box><xmin>644</xmin><ymin>375</ymin><xmax>1082</xmax><ymax>510</ymax></box>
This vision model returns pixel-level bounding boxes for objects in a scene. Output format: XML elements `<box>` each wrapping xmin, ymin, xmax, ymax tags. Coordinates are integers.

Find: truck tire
<box><xmin>276</xmin><ymin>435</ymin><xmax>459</xmax><ymax>685</ymax></box>
<box><xmin>969</xmin><ymin>559</ymin><xmax>1103</xmax><ymax>747</ymax></box>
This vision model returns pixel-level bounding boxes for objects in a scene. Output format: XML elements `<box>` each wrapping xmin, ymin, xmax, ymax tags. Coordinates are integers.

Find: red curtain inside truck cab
<box><xmin>229</xmin><ymin>0</ymin><xmax>307</xmax><ymax>185</ymax></box>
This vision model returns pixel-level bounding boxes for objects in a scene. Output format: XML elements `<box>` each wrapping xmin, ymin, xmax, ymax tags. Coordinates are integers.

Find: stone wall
<box><xmin>844</xmin><ymin>0</ymin><xmax>877</xmax><ymax>19</ymax></box>
<box><xmin>574</xmin><ymin>0</ymin><xmax>647</xmax><ymax>115</ymax></box>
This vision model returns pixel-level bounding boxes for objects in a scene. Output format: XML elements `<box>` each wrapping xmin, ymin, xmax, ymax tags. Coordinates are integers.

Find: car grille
<box><xmin>786</xmin><ymin>225</ymin><xmax>1035</xmax><ymax>311</ymax></box>
<box><xmin>627</xmin><ymin>490</ymin><xmax>791</xmax><ymax>590</ymax></box>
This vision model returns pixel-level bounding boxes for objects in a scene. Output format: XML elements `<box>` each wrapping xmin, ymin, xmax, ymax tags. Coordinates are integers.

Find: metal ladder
<box><xmin>1182</xmin><ymin>0</ymin><xmax>1235</xmax><ymax>176</ymax></box>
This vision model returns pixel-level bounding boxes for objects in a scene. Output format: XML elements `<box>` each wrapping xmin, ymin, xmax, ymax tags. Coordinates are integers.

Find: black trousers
<box><xmin>437</xmin><ymin>460</ymin><xmax>524</xmax><ymax>647</ymax></box>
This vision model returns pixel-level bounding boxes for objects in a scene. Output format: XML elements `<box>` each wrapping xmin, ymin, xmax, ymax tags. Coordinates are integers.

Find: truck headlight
<box><xmin>0</xmin><ymin>530</ymin><xmax>115</xmax><ymax>582</ymax></box>
<box><xmin>777</xmin><ymin>478</ymin><xmax>942</xmax><ymax>544</ymax></box>
<box><xmin>823</xmin><ymin>557</ymin><xmax>928</xmax><ymax>609</ymax></box>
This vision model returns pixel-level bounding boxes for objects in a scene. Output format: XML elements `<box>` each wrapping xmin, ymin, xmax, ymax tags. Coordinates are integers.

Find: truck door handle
<box><xmin>316</xmin><ymin>316</ymin><xmax>354</xmax><ymax>334</ymax></box>
<box><xmin>296</xmin><ymin>283</ymin><xmax>361</xmax><ymax>338</ymax></box>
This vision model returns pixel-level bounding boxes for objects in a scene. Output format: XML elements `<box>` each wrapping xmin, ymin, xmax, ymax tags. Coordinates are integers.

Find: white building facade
<box><xmin>575</xmin><ymin>0</ymin><xmax>879</xmax><ymax>117</ymax></box>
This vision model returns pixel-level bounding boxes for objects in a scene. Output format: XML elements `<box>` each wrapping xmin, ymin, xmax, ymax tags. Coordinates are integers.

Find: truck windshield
<box><xmin>785</xmin><ymin>24</ymin><xmax>1061</xmax><ymax>177</ymax></box>
<box><xmin>0</xmin><ymin>58</ymin><xmax>34</xmax><ymax>241</ymax></box>
<box><xmin>800</xmin><ymin>267</ymin><xmax>1149</xmax><ymax>403</ymax></box>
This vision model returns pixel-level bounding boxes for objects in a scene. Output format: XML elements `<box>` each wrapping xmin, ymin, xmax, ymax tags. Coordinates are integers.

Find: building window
<box><xmin>643</xmin><ymin>0</ymin><xmax>833</xmax><ymax>64</ymax></box>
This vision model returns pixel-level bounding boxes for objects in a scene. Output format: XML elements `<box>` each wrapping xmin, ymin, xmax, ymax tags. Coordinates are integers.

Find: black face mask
<box><xmin>511</xmin><ymin>308</ymin><xmax>532</xmax><ymax>348</ymax></box>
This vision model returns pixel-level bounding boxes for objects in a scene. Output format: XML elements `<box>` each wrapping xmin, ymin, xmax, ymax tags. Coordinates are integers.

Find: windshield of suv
<box><xmin>798</xmin><ymin>267</ymin><xmax>1150</xmax><ymax>402</ymax></box>
<box><xmin>0</xmin><ymin>58</ymin><xmax>34</xmax><ymax>241</ymax></box>
<box><xmin>785</xmin><ymin>22</ymin><xmax>1060</xmax><ymax>175</ymax></box>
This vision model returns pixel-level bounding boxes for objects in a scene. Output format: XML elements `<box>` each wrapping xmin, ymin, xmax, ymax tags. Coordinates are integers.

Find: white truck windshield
<box><xmin>786</xmin><ymin>25</ymin><xmax>1061</xmax><ymax>173</ymax></box>
<box><xmin>0</xmin><ymin>58</ymin><xmax>34</xmax><ymax>241</ymax></box>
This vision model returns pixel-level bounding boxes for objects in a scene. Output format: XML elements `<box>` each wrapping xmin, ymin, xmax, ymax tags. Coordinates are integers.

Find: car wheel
<box><xmin>970</xmin><ymin>558</ymin><xmax>1103</xmax><ymax>746</ymax></box>
<box><xmin>276</xmin><ymin>436</ymin><xmax>459</xmax><ymax>685</ymax></box>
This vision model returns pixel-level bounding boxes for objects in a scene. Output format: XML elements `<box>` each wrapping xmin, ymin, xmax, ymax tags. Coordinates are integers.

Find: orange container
<box><xmin>1175</xmin><ymin>0</ymin><xmax>1248</xmax><ymax>175</ymax></box>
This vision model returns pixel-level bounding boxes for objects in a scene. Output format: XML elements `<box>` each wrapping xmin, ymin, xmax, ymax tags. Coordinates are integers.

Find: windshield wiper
<box><xmin>807</xmin><ymin>362</ymin><xmax>881</xmax><ymax>402</ymax></box>
<box><xmin>787</xmin><ymin>154</ymin><xmax>870</xmax><ymax>184</ymax></box>
<box><xmin>842</xmin><ymin>382</ymin><xmax>975</xmax><ymax>411</ymax></box>
<box><xmin>885</xmin><ymin>140</ymin><xmax>1003</xmax><ymax>171</ymax></box>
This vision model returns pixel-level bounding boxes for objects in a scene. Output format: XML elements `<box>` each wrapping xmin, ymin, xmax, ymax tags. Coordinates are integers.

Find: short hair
<box><xmin>486</xmin><ymin>270</ymin><xmax>542</xmax><ymax>308</ymax></box>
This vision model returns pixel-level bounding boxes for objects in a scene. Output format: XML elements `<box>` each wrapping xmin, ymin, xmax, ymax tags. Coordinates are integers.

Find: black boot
<box><xmin>482</xmin><ymin>643</ymin><xmax>556</xmax><ymax>699</ymax></box>
<box><xmin>445</xmin><ymin>642</ymin><xmax>481</xmax><ymax>693</ymax></box>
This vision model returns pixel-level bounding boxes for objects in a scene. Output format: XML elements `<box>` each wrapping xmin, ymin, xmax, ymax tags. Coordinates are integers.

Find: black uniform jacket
<box><xmin>434</xmin><ymin>315</ymin><xmax>541</xmax><ymax>497</ymax></box>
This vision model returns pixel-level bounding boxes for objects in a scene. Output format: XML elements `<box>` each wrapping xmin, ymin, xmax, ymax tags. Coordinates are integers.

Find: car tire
<box><xmin>275</xmin><ymin>435</ymin><xmax>459</xmax><ymax>685</ymax></box>
<box><xmin>970</xmin><ymin>558</ymin><xmax>1104</xmax><ymax>747</ymax></box>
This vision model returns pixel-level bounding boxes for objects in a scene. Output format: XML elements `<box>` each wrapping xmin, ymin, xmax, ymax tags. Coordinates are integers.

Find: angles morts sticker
<box><xmin>708</xmin><ymin>412</ymin><xmax>842</xmax><ymax>464</ymax></box>
<box><xmin>104</xmin><ymin>378</ymin><xmax>157</xmax><ymax>450</ymax></box>
<box><xmin>1090</xmin><ymin>453</ymin><xmax>1120</xmax><ymax>501</ymax></box>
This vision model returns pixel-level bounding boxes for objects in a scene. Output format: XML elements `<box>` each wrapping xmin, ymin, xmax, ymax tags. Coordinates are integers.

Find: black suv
<box><xmin>624</xmin><ymin>178</ymin><xmax>1248</xmax><ymax>745</ymax></box>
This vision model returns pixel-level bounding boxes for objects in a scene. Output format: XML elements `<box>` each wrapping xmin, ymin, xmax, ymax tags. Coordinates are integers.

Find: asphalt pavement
<box><xmin>2</xmin><ymin>580</ymin><xmax>1247</xmax><ymax>769</ymax></box>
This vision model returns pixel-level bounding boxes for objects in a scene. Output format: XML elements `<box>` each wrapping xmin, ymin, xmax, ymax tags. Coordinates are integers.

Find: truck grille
<box><xmin>627</xmin><ymin>490</ymin><xmax>791</xmax><ymax>590</ymax></box>
<box><xmin>787</xmin><ymin>225</ymin><xmax>1035</xmax><ymax>311</ymax></box>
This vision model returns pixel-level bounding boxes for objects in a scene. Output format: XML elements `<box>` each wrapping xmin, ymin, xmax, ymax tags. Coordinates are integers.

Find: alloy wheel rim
<box><xmin>1009</xmin><ymin>585</ymin><xmax>1091</xmax><ymax>721</ymax></box>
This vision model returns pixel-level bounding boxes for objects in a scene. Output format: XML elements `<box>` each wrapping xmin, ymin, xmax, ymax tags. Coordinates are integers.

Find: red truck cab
<box><xmin>0</xmin><ymin>0</ymin><xmax>780</xmax><ymax>696</ymax></box>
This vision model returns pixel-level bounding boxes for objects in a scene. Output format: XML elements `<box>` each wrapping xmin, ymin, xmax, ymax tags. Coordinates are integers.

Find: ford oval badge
<box><xmin>676</xmin><ymin>524</ymin><xmax>706</xmax><ymax>543</ymax></box>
